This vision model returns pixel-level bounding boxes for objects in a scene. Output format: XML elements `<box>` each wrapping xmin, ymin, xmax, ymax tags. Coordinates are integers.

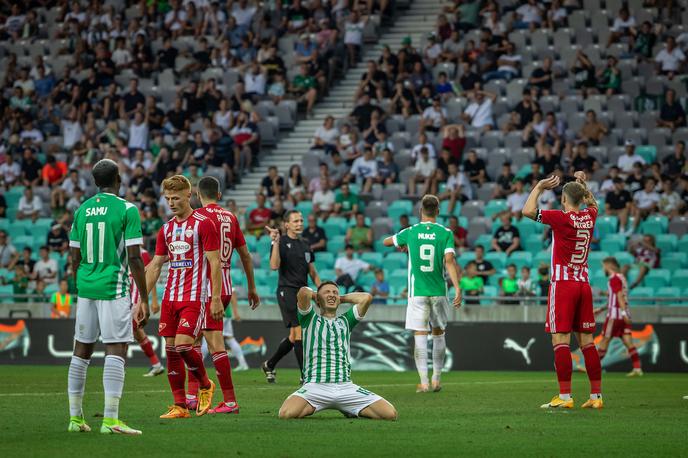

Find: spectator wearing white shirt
<box><xmin>111</xmin><ymin>37</ymin><xmax>133</xmax><ymax>68</ymax></box>
<box><xmin>213</xmin><ymin>98</ymin><xmax>233</xmax><ymax>133</ymax></box>
<box><xmin>0</xmin><ymin>231</ymin><xmax>19</xmax><ymax>269</ymax></box>
<box><xmin>60</xmin><ymin>170</ymin><xmax>86</xmax><ymax>197</ymax></box>
<box><xmin>513</xmin><ymin>0</ymin><xmax>542</xmax><ymax>30</ymax></box>
<box><xmin>462</xmin><ymin>87</ymin><xmax>497</xmax><ymax>132</ymax></box>
<box><xmin>439</xmin><ymin>162</ymin><xmax>470</xmax><ymax>215</ymax></box>
<box><xmin>0</xmin><ymin>154</ymin><xmax>21</xmax><ymax>187</ymax></box>
<box><xmin>631</xmin><ymin>177</ymin><xmax>661</xmax><ymax>233</ymax></box>
<box><xmin>244</xmin><ymin>62</ymin><xmax>267</xmax><ymax>97</ymax></box>
<box><xmin>344</xmin><ymin>10</ymin><xmax>367</xmax><ymax>67</ymax></box>
<box><xmin>335</xmin><ymin>244</ymin><xmax>371</xmax><ymax>292</ymax></box>
<box><xmin>128</xmin><ymin>110</ymin><xmax>149</xmax><ymax>151</ymax></box>
<box><xmin>607</xmin><ymin>7</ymin><xmax>636</xmax><ymax>48</ymax></box>
<box><xmin>312</xmin><ymin>180</ymin><xmax>336</xmax><ymax>218</ymax></box>
<box><xmin>164</xmin><ymin>1</ymin><xmax>188</xmax><ymax>37</ymax></box>
<box><xmin>616</xmin><ymin>140</ymin><xmax>646</xmax><ymax>175</ymax></box>
<box><xmin>421</xmin><ymin>97</ymin><xmax>447</xmax><ymax>133</ymax></box>
<box><xmin>231</xmin><ymin>0</ymin><xmax>257</xmax><ymax>31</ymax></box>
<box><xmin>61</xmin><ymin>107</ymin><xmax>83</xmax><ymax>150</ymax></box>
<box><xmin>408</xmin><ymin>147</ymin><xmax>436</xmax><ymax>196</ymax></box>
<box><xmin>2</xmin><ymin>4</ymin><xmax>25</xmax><ymax>40</ymax></box>
<box><xmin>483</xmin><ymin>42</ymin><xmax>521</xmax><ymax>82</ymax></box>
<box><xmin>312</xmin><ymin>116</ymin><xmax>339</xmax><ymax>154</ymax></box>
<box><xmin>34</xmin><ymin>246</ymin><xmax>58</xmax><ymax>286</ymax></box>
<box><xmin>411</xmin><ymin>133</ymin><xmax>437</xmax><ymax>160</ymax></box>
<box><xmin>655</xmin><ymin>36</ymin><xmax>686</xmax><ymax>78</ymax></box>
<box><xmin>506</xmin><ymin>178</ymin><xmax>529</xmax><ymax>218</ymax></box>
<box><xmin>17</xmin><ymin>187</ymin><xmax>42</xmax><ymax>221</ymax></box>
<box><xmin>348</xmin><ymin>147</ymin><xmax>378</xmax><ymax>193</ymax></box>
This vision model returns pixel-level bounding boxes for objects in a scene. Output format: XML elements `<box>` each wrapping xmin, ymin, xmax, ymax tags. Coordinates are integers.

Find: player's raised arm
<box><xmin>309</xmin><ymin>262</ymin><xmax>321</xmax><ymax>288</ymax></box>
<box><xmin>341</xmin><ymin>291</ymin><xmax>373</xmax><ymax>317</ymax></box>
<box><xmin>297</xmin><ymin>286</ymin><xmax>317</xmax><ymax>311</ymax></box>
<box><xmin>237</xmin><ymin>244</ymin><xmax>260</xmax><ymax>309</ymax></box>
<box><xmin>523</xmin><ymin>175</ymin><xmax>560</xmax><ymax>220</ymax></box>
<box><xmin>267</xmin><ymin>226</ymin><xmax>281</xmax><ymax>270</ymax></box>
<box><xmin>574</xmin><ymin>170</ymin><xmax>598</xmax><ymax>211</ymax></box>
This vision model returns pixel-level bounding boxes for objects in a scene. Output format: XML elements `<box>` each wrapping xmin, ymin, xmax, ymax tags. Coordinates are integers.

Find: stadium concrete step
<box><xmin>230</xmin><ymin>0</ymin><xmax>452</xmax><ymax>210</ymax></box>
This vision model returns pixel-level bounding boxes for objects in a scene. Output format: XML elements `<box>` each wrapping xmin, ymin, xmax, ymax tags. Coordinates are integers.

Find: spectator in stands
<box><xmin>408</xmin><ymin>147</ymin><xmax>436</xmax><ymax>197</ymax></box>
<box><xmin>463</xmin><ymin>149</ymin><xmax>488</xmax><ymax>187</ymax></box>
<box><xmin>442</xmin><ymin>125</ymin><xmax>467</xmax><ymax>163</ymax></box>
<box><xmin>46</xmin><ymin>223</ymin><xmax>69</xmax><ymax>255</ymax></box>
<box><xmin>512</xmin><ymin>0</ymin><xmax>543</xmax><ymax>30</ymax></box>
<box><xmin>632</xmin><ymin>21</ymin><xmax>656</xmax><ymax>59</ymax></box>
<box><xmin>0</xmin><ymin>153</ymin><xmax>21</xmax><ymax>188</ymax></box>
<box><xmin>0</xmin><ymin>195</ymin><xmax>5</xmax><ymax>218</ymax></box>
<box><xmin>483</xmin><ymin>41</ymin><xmax>521</xmax><ymax>82</ymax></box>
<box><xmin>493</xmin><ymin>162</ymin><xmax>516</xmax><ymax>199</ymax></box>
<box><xmin>545</xmin><ymin>0</ymin><xmax>567</xmax><ymax>30</ymax></box>
<box><xmin>630</xmin><ymin>177</ymin><xmax>661</xmax><ymax>234</ymax></box>
<box><xmin>335</xmin><ymin>244</ymin><xmax>370</xmax><ymax>292</ymax></box>
<box><xmin>657</xmin><ymin>89</ymin><xmax>687</xmax><ymax>131</ymax></box>
<box><xmin>570</xmin><ymin>50</ymin><xmax>597</xmax><ymax>97</ymax></box>
<box><xmin>517</xmin><ymin>266</ymin><xmax>538</xmax><ymax>298</ymax></box>
<box><xmin>260</xmin><ymin>166</ymin><xmax>284</xmax><ymax>200</ymax></box>
<box><xmin>663</xmin><ymin>141</ymin><xmax>686</xmax><ymax>179</ymax></box>
<box><xmin>596</xmin><ymin>56</ymin><xmax>622</xmax><ymax>95</ymax></box>
<box><xmin>312</xmin><ymin>180</ymin><xmax>336</xmax><ymax>218</ymax></box>
<box><xmin>356</xmin><ymin>60</ymin><xmax>387</xmax><ymax>102</ymax></box>
<box><xmin>655</xmin><ymin>36</ymin><xmax>686</xmax><ymax>79</ymax></box>
<box><xmin>500</xmin><ymin>264</ymin><xmax>519</xmax><ymax>303</ymax></box>
<box><xmin>361</xmin><ymin>110</ymin><xmax>386</xmax><ymax>147</ymax></box>
<box><xmin>312</xmin><ymin>116</ymin><xmax>338</xmax><ymax>154</ymax></box>
<box><xmin>247</xmin><ymin>193</ymin><xmax>271</xmax><ymax>237</ymax></box>
<box><xmin>16</xmin><ymin>186</ymin><xmax>41</xmax><ymax>221</ymax></box>
<box><xmin>0</xmin><ymin>230</ymin><xmax>18</xmax><ymax>269</ymax></box>
<box><xmin>376</xmin><ymin>149</ymin><xmax>399</xmax><ymax>185</ymax></box>
<box><xmin>399</xmin><ymin>214</ymin><xmax>411</xmax><ymax>230</ymax></box>
<box><xmin>345</xmin><ymin>213</ymin><xmax>373</xmax><ymax>252</ymax></box>
<box><xmin>334</xmin><ymin>182</ymin><xmax>360</xmax><ymax>219</ymax></box>
<box><xmin>423</xmin><ymin>33</ymin><xmax>442</xmax><ymax>67</ymax></box>
<box><xmin>328</xmin><ymin>151</ymin><xmax>350</xmax><ymax>186</ymax></box>
<box><xmin>623</xmin><ymin>235</ymin><xmax>661</xmax><ymax>289</ymax></box>
<box><xmin>10</xmin><ymin>265</ymin><xmax>29</xmax><ymax>302</ymax></box>
<box><xmin>411</xmin><ymin>132</ymin><xmax>437</xmax><ymax>160</ymax></box>
<box><xmin>269</xmin><ymin>198</ymin><xmax>287</xmax><ymax>228</ymax></box>
<box><xmin>289</xmin><ymin>63</ymin><xmax>318</xmax><ymax>118</ymax></box>
<box><xmin>606</xmin><ymin>6</ymin><xmax>636</xmax><ymax>48</ymax></box>
<box><xmin>421</xmin><ymin>97</ymin><xmax>447</xmax><ymax>133</ymax></box>
<box><xmin>571</xmin><ymin>142</ymin><xmax>600</xmax><ymax>173</ymax></box>
<box><xmin>460</xmin><ymin>261</ymin><xmax>483</xmax><ymax>305</ymax></box>
<box><xmin>659</xmin><ymin>177</ymin><xmax>685</xmax><ymax>217</ymax></box>
<box><xmin>351</xmin><ymin>94</ymin><xmax>384</xmax><ymax>133</ymax></box>
<box><xmin>617</xmin><ymin>140</ymin><xmax>645</xmax><ymax>175</ymax></box>
<box><xmin>448</xmin><ymin>215</ymin><xmax>468</xmax><ymax>252</ymax></box>
<box><xmin>578</xmin><ymin>111</ymin><xmax>609</xmax><ymax>145</ymax></box>
<box><xmin>390</xmin><ymin>80</ymin><xmax>419</xmax><ymax>118</ymax></box>
<box><xmin>21</xmin><ymin>149</ymin><xmax>42</xmax><ymax>187</ymax></box>
<box><xmin>508</xmin><ymin>89</ymin><xmax>540</xmax><ymax>132</ymax></box>
<box><xmin>344</xmin><ymin>10</ymin><xmax>368</xmax><ymax>67</ymax></box>
<box><xmin>528</xmin><ymin>57</ymin><xmax>554</xmax><ymax>96</ymax></box>
<box><xmin>50</xmin><ymin>279</ymin><xmax>72</xmax><ymax>319</ymax></box>
<box><xmin>230</xmin><ymin>111</ymin><xmax>259</xmax><ymax>174</ymax></box>
<box><xmin>462</xmin><ymin>86</ymin><xmax>496</xmax><ymax>131</ymax></box>
<box><xmin>302</xmin><ymin>213</ymin><xmax>327</xmax><ymax>253</ymax></box>
<box><xmin>492</xmin><ymin>212</ymin><xmax>521</xmax><ymax>255</ymax></box>
<box><xmin>349</xmin><ymin>147</ymin><xmax>378</xmax><ymax>193</ymax></box>
<box><xmin>507</xmin><ymin>179</ymin><xmax>528</xmax><ymax>218</ymax></box>
<box><xmin>371</xmin><ymin>269</ymin><xmax>390</xmax><ymax>304</ymax></box>
<box><xmin>473</xmin><ymin>244</ymin><xmax>496</xmax><ymax>281</ymax></box>
<box><xmin>459</xmin><ymin>61</ymin><xmax>481</xmax><ymax>92</ymax></box>
<box><xmin>34</xmin><ymin>246</ymin><xmax>57</xmax><ymax>286</ymax></box>
<box><xmin>625</xmin><ymin>161</ymin><xmax>646</xmax><ymax>193</ymax></box>
<box><xmin>286</xmin><ymin>165</ymin><xmax>307</xmax><ymax>205</ymax></box>
<box><xmin>435</xmin><ymin>71</ymin><xmax>457</xmax><ymax>100</ymax></box>
<box><xmin>438</xmin><ymin>162</ymin><xmax>470</xmax><ymax>214</ymax></box>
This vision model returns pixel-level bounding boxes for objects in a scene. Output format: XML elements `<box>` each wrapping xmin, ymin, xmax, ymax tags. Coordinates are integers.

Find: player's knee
<box><xmin>383</xmin><ymin>406</ymin><xmax>398</xmax><ymax>421</ymax></box>
<box><xmin>278</xmin><ymin>406</ymin><xmax>298</xmax><ymax>419</ymax></box>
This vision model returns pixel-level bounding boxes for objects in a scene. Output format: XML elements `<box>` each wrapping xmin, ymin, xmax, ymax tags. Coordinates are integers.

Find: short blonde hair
<box><xmin>162</xmin><ymin>175</ymin><xmax>191</xmax><ymax>192</ymax></box>
<box><xmin>562</xmin><ymin>182</ymin><xmax>586</xmax><ymax>206</ymax></box>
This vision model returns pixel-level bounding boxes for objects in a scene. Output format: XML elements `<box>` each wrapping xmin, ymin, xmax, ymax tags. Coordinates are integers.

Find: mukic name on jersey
<box><xmin>418</xmin><ymin>233</ymin><xmax>436</xmax><ymax>240</ymax></box>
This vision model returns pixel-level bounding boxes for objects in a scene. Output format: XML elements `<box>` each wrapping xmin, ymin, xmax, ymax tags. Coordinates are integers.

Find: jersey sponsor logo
<box><xmin>85</xmin><ymin>207</ymin><xmax>108</xmax><ymax>217</ymax></box>
<box><xmin>418</xmin><ymin>233</ymin><xmax>436</xmax><ymax>240</ymax></box>
<box><xmin>169</xmin><ymin>241</ymin><xmax>191</xmax><ymax>255</ymax></box>
<box><xmin>174</xmin><ymin>227</ymin><xmax>183</xmax><ymax>237</ymax></box>
<box><xmin>170</xmin><ymin>260</ymin><xmax>193</xmax><ymax>269</ymax></box>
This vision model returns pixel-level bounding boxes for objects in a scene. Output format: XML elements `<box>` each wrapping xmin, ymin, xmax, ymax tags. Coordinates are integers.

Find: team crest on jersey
<box><xmin>180</xmin><ymin>318</ymin><xmax>190</xmax><ymax>328</ymax></box>
<box><xmin>158</xmin><ymin>323</ymin><xmax>166</xmax><ymax>332</ymax></box>
<box><xmin>185</xmin><ymin>229</ymin><xmax>194</xmax><ymax>238</ymax></box>
<box><xmin>305</xmin><ymin>252</ymin><xmax>311</xmax><ymax>263</ymax></box>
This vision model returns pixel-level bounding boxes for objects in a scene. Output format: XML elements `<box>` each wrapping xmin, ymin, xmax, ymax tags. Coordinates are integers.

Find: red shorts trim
<box><xmin>158</xmin><ymin>300</ymin><xmax>205</xmax><ymax>338</ymax></box>
<box><xmin>202</xmin><ymin>295</ymin><xmax>232</xmax><ymax>331</ymax></box>
<box><xmin>602</xmin><ymin>317</ymin><xmax>631</xmax><ymax>338</ymax></box>
<box><xmin>545</xmin><ymin>281</ymin><xmax>595</xmax><ymax>334</ymax></box>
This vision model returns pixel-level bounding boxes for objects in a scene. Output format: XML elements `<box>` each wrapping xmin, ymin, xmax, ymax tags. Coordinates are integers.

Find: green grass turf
<box><xmin>1</xmin><ymin>367</ymin><xmax>686</xmax><ymax>457</ymax></box>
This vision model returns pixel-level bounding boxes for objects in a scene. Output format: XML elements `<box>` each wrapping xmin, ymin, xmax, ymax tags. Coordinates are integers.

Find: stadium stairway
<box><xmin>229</xmin><ymin>0</ymin><xmax>450</xmax><ymax>210</ymax></box>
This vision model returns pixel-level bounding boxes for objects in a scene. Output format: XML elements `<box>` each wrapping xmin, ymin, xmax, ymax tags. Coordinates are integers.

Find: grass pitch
<box><xmin>1</xmin><ymin>366</ymin><xmax>686</xmax><ymax>457</ymax></box>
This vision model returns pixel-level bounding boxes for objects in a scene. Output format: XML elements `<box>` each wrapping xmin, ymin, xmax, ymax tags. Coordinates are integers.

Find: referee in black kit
<box><xmin>262</xmin><ymin>210</ymin><xmax>321</xmax><ymax>384</ymax></box>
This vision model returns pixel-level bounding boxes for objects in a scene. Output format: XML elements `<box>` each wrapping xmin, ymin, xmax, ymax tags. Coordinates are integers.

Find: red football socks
<box><xmin>597</xmin><ymin>347</ymin><xmax>607</xmax><ymax>360</ymax></box>
<box><xmin>186</xmin><ymin>345</ymin><xmax>203</xmax><ymax>398</ymax></box>
<box><xmin>628</xmin><ymin>346</ymin><xmax>641</xmax><ymax>370</ymax></box>
<box><xmin>212</xmin><ymin>351</ymin><xmax>237</xmax><ymax>403</ymax></box>
<box><xmin>165</xmin><ymin>345</ymin><xmax>187</xmax><ymax>406</ymax></box>
<box><xmin>581</xmin><ymin>343</ymin><xmax>602</xmax><ymax>395</ymax></box>
<box><xmin>140</xmin><ymin>336</ymin><xmax>160</xmax><ymax>366</ymax></box>
<box><xmin>553</xmin><ymin>344</ymin><xmax>572</xmax><ymax>395</ymax></box>
<box><xmin>178</xmin><ymin>344</ymin><xmax>210</xmax><ymax>389</ymax></box>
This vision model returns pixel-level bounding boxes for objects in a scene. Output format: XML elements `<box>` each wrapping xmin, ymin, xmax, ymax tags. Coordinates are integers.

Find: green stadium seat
<box><xmin>534</xmin><ymin>250</ymin><xmax>551</xmax><ymax>266</ymax></box>
<box><xmin>588</xmin><ymin>251</ymin><xmax>610</xmax><ymax>266</ymax></box>
<box><xmin>625</xmin><ymin>266</ymin><xmax>640</xmax><ymax>286</ymax></box>
<box><xmin>485</xmin><ymin>252</ymin><xmax>506</xmax><ymax>270</ymax></box>
<box><xmin>655</xmin><ymin>234</ymin><xmax>678</xmax><ymax>252</ymax></box>
<box><xmin>635</xmin><ymin>145</ymin><xmax>656</xmax><ymax>164</ymax></box>
<box><xmin>255</xmin><ymin>236</ymin><xmax>272</xmax><ymax>256</ymax></box>
<box><xmin>360</xmin><ymin>252</ymin><xmax>383</xmax><ymax>267</ymax></box>
<box><xmin>640</xmin><ymin>219</ymin><xmax>666</xmax><ymax>236</ymax></box>
<box><xmin>243</xmin><ymin>235</ymin><xmax>257</xmax><ymax>251</ymax></box>
<box><xmin>388</xmin><ymin>200</ymin><xmax>414</xmax><ymax>220</ymax></box>
<box><xmin>12</xmin><ymin>235</ymin><xmax>34</xmax><ymax>251</ymax></box>
<box><xmin>44</xmin><ymin>283</ymin><xmax>59</xmax><ymax>295</ymax></box>
<box><xmin>596</xmin><ymin>216</ymin><xmax>618</xmax><ymax>237</ymax></box>
<box><xmin>508</xmin><ymin>251</ymin><xmax>533</xmax><ymax>269</ymax></box>
<box><xmin>515</xmin><ymin>164</ymin><xmax>532</xmax><ymax>179</ymax></box>
<box><xmin>295</xmin><ymin>201</ymin><xmax>313</xmax><ymax>218</ymax></box>
<box><xmin>0</xmin><ymin>219</ymin><xmax>9</xmax><ymax>232</ymax></box>
<box><xmin>257</xmin><ymin>285</ymin><xmax>273</xmax><ymax>298</ymax></box>
<box><xmin>319</xmin><ymin>269</ymin><xmax>335</xmax><ymax>280</ymax></box>
<box><xmin>484</xmin><ymin>200</ymin><xmax>508</xmax><ymax>218</ymax></box>
<box><xmin>628</xmin><ymin>287</ymin><xmax>654</xmax><ymax>306</ymax></box>
<box><xmin>602</xmin><ymin>234</ymin><xmax>626</xmax><ymax>253</ymax></box>
<box><xmin>388</xmin><ymin>269</ymin><xmax>407</xmax><ymax>291</ymax></box>
<box><xmin>643</xmin><ymin>269</ymin><xmax>670</xmax><ymax>288</ymax></box>
<box><xmin>524</xmin><ymin>234</ymin><xmax>544</xmax><ymax>253</ymax></box>
<box><xmin>671</xmin><ymin>269</ymin><xmax>688</xmax><ymax>285</ymax></box>
<box><xmin>656</xmin><ymin>287</ymin><xmax>680</xmax><ymax>298</ymax></box>
<box><xmin>439</xmin><ymin>200</ymin><xmax>462</xmax><ymax>217</ymax></box>
<box><xmin>481</xmin><ymin>286</ymin><xmax>498</xmax><ymax>305</ymax></box>
<box><xmin>7</xmin><ymin>225</ymin><xmax>27</xmax><ymax>240</ymax></box>
<box><xmin>476</xmin><ymin>234</ymin><xmax>494</xmax><ymax>249</ymax></box>
<box><xmin>322</xmin><ymin>220</ymin><xmax>346</xmax><ymax>238</ymax></box>
<box><xmin>230</xmin><ymin>269</ymin><xmax>244</xmax><ymax>287</ymax></box>
<box><xmin>680</xmin><ymin>235</ymin><xmax>688</xmax><ymax>254</ymax></box>
<box><xmin>590</xmin><ymin>271</ymin><xmax>608</xmax><ymax>290</ymax></box>
<box><xmin>457</xmin><ymin>251</ymin><xmax>476</xmax><ymax>267</ymax></box>
<box><xmin>315</xmin><ymin>251</ymin><xmax>334</xmax><ymax>266</ymax></box>
<box><xmin>382</xmin><ymin>252</ymin><xmax>407</xmax><ymax>272</ymax></box>
<box><xmin>515</xmin><ymin>218</ymin><xmax>541</xmax><ymax>239</ymax></box>
<box><xmin>612</xmin><ymin>251</ymin><xmax>634</xmax><ymax>266</ymax></box>
<box><xmin>357</xmin><ymin>270</ymin><xmax>376</xmax><ymax>287</ymax></box>
<box><xmin>662</xmin><ymin>252</ymin><xmax>687</xmax><ymax>270</ymax></box>
<box><xmin>328</xmin><ymin>235</ymin><xmax>346</xmax><ymax>254</ymax></box>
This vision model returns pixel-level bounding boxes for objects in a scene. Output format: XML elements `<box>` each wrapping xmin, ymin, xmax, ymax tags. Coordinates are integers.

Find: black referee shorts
<box><xmin>276</xmin><ymin>286</ymin><xmax>300</xmax><ymax>328</ymax></box>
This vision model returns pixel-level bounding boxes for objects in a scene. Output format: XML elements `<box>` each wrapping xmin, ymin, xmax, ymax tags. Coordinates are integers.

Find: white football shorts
<box><xmin>291</xmin><ymin>382</ymin><xmax>382</xmax><ymax>417</ymax></box>
<box><xmin>74</xmin><ymin>296</ymin><xmax>134</xmax><ymax>344</ymax></box>
<box><xmin>405</xmin><ymin>296</ymin><xmax>449</xmax><ymax>331</ymax></box>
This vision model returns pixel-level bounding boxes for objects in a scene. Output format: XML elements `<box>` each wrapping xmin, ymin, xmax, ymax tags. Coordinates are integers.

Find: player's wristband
<box><xmin>620</xmin><ymin>309</ymin><xmax>628</xmax><ymax>318</ymax></box>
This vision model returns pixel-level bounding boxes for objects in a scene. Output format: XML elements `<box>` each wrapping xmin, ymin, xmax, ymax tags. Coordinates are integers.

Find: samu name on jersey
<box><xmin>69</xmin><ymin>193</ymin><xmax>143</xmax><ymax>300</ymax></box>
<box><xmin>392</xmin><ymin>222</ymin><xmax>455</xmax><ymax>297</ymax></box>
<box><xmin>298</xmin><ymin>305</ymin><xmax>361</xmax><ymax>384</ymax></box>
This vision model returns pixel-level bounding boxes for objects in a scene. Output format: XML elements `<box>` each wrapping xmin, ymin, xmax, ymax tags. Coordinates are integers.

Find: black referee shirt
<box><xmin>277</xmin><ymin>235</ymin><xmax>314</xmax><ymax>288</ymax></box>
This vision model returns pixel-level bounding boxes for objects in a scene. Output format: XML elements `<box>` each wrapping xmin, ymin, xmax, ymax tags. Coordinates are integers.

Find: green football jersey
<box><xmin>69</xmin><ymin>193</ymin><xmax>143</xmax><ymax>300</ymax></box>
<box><xmin>298</xmin><ymin>305</ymin><xmax>360</xmax><ymax>383</ymax></box>
<box><xmin>393</xmin><ymin>221</ymin><xmax>455</xmax><ymax>297</ymax></box>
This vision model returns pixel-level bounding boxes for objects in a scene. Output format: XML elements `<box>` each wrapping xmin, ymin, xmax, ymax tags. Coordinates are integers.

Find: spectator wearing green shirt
<box><xmin>597</xmin><ymin>56</ymin><xmax>621</xmax><ymax>95</ymax></box>
<box><xmin>460</xmin><ymin>261</ymin><xmax>483</xmax><ymax>305</ymax></box>
<box><xmin>333</xmin><ymin>182</ymin><xmax>359</xmax><ymax>219</ymax></box>
<box><xmin>290</xmin><ymin>63</ymin><xmax>318</xmax><ymax>117</ymax></box>
<box><xmin>345</xmin><ymin>213</ymin><xmax>373</xmax><ymax>252</ymax></box>
<box><xmin>500</xmin><ymin>264</ymin><xmax>519</xmax><ymax>304</ymax></box>
<box><xmin>10</xmin><ymin>266</ymin><xmax>29</xmax><ymax>303</ymax></box>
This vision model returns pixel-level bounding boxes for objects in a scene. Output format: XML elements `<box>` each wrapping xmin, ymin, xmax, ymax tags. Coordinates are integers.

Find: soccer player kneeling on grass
<box><xmin>523</xmin><ymin>171</ymin><xmax>603</xmax><ymax>409</ymax></box>
<box><xmin>278</xmin><ymin>283</ymin><xmax>398</xmax><ymax>420</ymax></box>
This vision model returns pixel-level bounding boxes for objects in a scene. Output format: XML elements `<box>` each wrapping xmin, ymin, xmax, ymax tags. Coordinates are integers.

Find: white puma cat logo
<box><xmin>503</xmin><ymin>337</ymin><xmax>536</xmax><ymax>365</ymax></box>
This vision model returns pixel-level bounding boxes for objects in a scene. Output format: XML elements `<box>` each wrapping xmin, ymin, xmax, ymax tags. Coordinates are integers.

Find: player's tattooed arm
<box><xmin>341</xmin><ymin>292</ymin><xmax>373</xmax><ymax>317</ymax></box>
<box><xmin>297</xmin><ymin>286</ymin><xmax>317</xmax><ymax>311</ymax></box>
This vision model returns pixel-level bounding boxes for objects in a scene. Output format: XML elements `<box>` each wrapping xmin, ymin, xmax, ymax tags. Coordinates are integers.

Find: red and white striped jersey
<box><xmin>129</xmin><ymin>248</ymin><xmax>151</xmax><ymax>305</ymax></box>
<box><xmin>606</xmin><ymin>272</ymin><xmax>629</xmax><ymax>320</ymax></box>
<box><xmin>155</xmin><ymin>210</ymin><xmax>219</xmax><ymax>303</ymax></box>
<box><xmin>195</xmin><ymin>203</ymin><xmax>247</xmax><ymax>296</ymax></box>
<box><xmin>537</xmin><ymin>206</ymin><xmax>598</xmax><ymax>283</ymax></box>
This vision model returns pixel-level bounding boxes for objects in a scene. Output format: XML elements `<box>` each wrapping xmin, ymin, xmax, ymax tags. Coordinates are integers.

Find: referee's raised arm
<box><xmin>266</xmin><ymin>225</ymin><xmax>281</xmax><ymax>270</ymax></box>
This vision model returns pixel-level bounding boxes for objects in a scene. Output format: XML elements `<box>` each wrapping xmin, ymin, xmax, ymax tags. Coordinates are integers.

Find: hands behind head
<box><xmin>537</xmin><ymin>175</ymin><xmax>560</xmax><ymax>190</ymax></box>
